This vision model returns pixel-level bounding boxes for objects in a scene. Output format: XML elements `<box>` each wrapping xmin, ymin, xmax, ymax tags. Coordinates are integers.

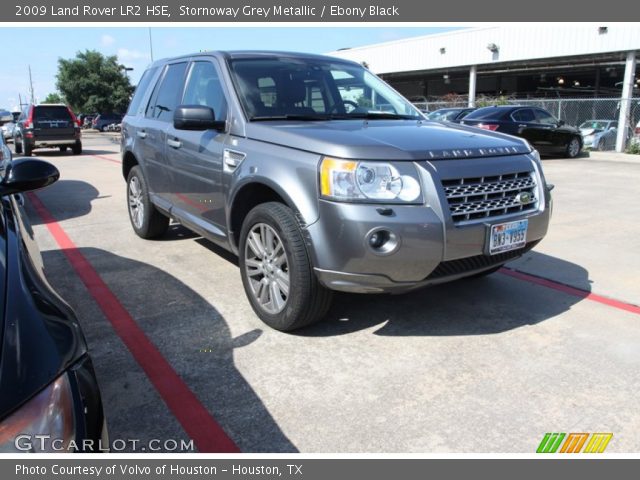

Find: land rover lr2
<box><xmin>122</xmin><ymin>51</ymin><xmax>552</xmax><ymax>331</ymax></box>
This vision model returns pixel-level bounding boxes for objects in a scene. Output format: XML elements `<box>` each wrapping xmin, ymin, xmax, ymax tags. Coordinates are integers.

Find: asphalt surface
<box><xmin>14</xmin><ymin>133</ymin><xmax>640</xmax><ymax>453</ymax></box>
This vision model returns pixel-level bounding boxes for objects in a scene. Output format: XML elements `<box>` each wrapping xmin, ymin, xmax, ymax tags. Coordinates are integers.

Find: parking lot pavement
<box><xmin>18</xmin><ymin>134</ymin><xmax>640</xmax><ymax>452</ymax></box>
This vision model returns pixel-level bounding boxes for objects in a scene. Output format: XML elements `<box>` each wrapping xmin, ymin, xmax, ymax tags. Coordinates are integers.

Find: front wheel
<box><xmin>126</xmin><ymin>166</ymin><xmax>169</xmax><ymax>239</ymax></box>
<box><xmin>565</xmin><ymin>136</ymin><xmax>581</xmax><ymax>158</ymax></box>
<box><xmin>239</xmin><ymin>202</ymin><xmax>333</xmax><ymax>331</ymax></box>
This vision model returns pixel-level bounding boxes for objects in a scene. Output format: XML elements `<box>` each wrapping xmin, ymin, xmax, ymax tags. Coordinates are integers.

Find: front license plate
<box><xmin>489</xmin><ymin>219</ymin><xmax>528</xmax><ymax>255</ymax></box>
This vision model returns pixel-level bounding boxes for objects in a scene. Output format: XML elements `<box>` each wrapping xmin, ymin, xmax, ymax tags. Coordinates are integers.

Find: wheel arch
<box><xmin>228</xmin><ymin>179</ymin><xmax>311</xmax><ymax>251</ymax></box>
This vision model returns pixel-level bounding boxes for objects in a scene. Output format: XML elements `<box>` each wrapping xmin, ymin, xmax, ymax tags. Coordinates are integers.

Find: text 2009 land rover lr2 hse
<box><xmin>122</xmin><ymin>51</ymin><xmax>552</xmax><ymax>331</ymax></box>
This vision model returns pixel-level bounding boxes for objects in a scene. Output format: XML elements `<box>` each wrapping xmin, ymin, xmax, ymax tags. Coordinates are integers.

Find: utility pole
<box><xmin>28</xmin><ymin>65</ymin><xmax>35</xmax><ymax>104</ymax></box>
<box><xmin>148</xmin><ymin>28</ymin><xmax>154</xmax><ymax>62</ymax></box>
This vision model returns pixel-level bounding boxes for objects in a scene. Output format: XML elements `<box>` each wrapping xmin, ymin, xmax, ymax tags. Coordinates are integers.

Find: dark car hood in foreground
<box><xmin>246</xmin><ymin>120</ymin><xmax>531</xmax><ymax>160</ymax></box>
<box><xmin>0</xmin><ymin>199</ymin><xmax>86</xmax><ymax>419</ymax></box>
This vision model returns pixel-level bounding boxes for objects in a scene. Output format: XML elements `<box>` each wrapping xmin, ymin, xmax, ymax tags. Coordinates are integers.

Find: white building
<box><xmin>329</xmin><ymin>26</ymin><xmax>639</xmax><ymax>151</ymax></box>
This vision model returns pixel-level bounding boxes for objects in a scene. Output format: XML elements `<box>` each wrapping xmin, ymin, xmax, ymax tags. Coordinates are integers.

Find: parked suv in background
<box><xmin>461</xmin><ymin>105</ymin><xmax>583</xmax><ymax>158</ymax></box>
<box><xmin>93</xmin><ymin>113</ymin><xmax>123</xmax><ymax>132</ymax></box>
<box><xmin>14</xmin><ymin>104</ymin><xmax>82</xmax><ymax>156</ymax></box>
<box><xmin>122</xmin><ymin>51</ymin><xmax>553</xmax><ymax>331</ymax></box>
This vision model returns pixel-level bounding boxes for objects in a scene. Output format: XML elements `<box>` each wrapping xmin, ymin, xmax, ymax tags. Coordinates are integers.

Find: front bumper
<box><xmin>307</xmin><ymin>153</ymin><xmax>552</xmax><ymax>293</ymax></box>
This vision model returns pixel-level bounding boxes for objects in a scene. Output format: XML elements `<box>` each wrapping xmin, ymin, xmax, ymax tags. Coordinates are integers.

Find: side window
<box><xmin>182</xmin><ymin>61</ymin><xmax>227</xmax><ymax>121</ymax></box>
<box><xmin>128</xmin><ymin>67</ymin><xmax>158</xmax><ymax>116</ymax></box>
<box><xmin>512</xmin><ymin>109</ymin><xmax>535</xmax><ymax>122</ymax></box>
<box><xmin>535</xmin><ymin>109</ymin><xmax>557</xmax><ymax>125</ymax></box>
<box><xmin>146</xmin><ymin>62</ymin><xmax>188</xmax><ymax>122</ymax></box>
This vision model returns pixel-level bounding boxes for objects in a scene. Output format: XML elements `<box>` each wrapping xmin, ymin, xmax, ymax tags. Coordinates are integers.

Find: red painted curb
<box><xmin>27</xmin><ymin>191</ymin><xmax>240</xmax><ymax>453</ymax></box>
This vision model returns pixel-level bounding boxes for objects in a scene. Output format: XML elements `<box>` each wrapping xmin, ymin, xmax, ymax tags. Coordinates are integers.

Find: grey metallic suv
<box><xmin>122</xmin><ymin>51</ymin><xmax>552</xmax><ymax>331</ymax></box>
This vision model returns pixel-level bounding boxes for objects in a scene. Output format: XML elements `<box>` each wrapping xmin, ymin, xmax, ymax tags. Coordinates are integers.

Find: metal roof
<box><xmin>328</xmin><ymin>26</ymin><xmax>640</xmax><ymax>75</ymax></box>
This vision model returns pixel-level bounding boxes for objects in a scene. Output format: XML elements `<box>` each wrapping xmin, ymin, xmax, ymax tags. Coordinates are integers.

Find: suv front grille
<box><xmin>442</xmin><ymin>172</ymin><xmax>538</xmax><ymax>223</ymax></box>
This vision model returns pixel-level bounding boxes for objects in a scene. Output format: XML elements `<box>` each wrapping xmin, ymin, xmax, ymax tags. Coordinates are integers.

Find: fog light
<box><xmin>365</xmin><ymin>228</ymin><xmax>399</xmax><ymax>255</ymax></box>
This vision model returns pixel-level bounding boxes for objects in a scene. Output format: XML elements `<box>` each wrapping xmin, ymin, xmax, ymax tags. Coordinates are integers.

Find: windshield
<box><xmin>228</xmin><ymin>57</ymin><xmax>422</xmax><ymax>121</ymax></box>
<box><xmin>579</xmin><ymin>121</ymin><xmax>610</xmax><ymax>130</ymax></box>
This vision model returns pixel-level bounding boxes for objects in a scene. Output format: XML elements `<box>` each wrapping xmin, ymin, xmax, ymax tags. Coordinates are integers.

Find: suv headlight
<box><xmin>320</xmin><ymin>157</ymin><xmax>422</xmax><ymax>203</ymax></box>
<box><xmin>0</xmin><ymin>374</ymin><xmax>75</xmax><ymax>452</ymax></box>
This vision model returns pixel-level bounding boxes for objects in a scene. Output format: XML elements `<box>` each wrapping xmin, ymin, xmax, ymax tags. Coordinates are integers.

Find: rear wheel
<box><xmin>239</xmin><ymin>202</ymin><xmax>333</xmax><ymax>331</ymax></box>
<box><xmin>126</xmin><ymin>166</ymin><xmax>169</xmax><ymax>239</ymax></box>
<box><xmin>14</xmin><ymin>138</ymin><xmax>22</xmax><ymax>154</ymax></box>
<box><xmin>72</xmin><ymin>141</ymin><xmax>82</xmax><ymax>155</ymax></box>
<box><xmin>565</xmin><ymin>136</ymin><xmax>581</xmax><ymax>158</ymax></box>
<box><xmin>24</xmin><ymin>142</ymin><xmax>32</xmax><ymax>157</ymax></box>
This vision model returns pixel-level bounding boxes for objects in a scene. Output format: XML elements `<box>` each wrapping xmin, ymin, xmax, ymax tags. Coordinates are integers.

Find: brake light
<box><xmin>476</xmin><ymin>123</ymin><xmax>499</xmax><ymax>131</ymax></box>
<box><xmin>23</xmin><ymin>105</ymin><xmax>34</xmax><ymax>129</ymax></box>
<box><xmin>66</xmin><ymin>106</ymin><xmax>80</xmax><ymax>127</ymax></box>
<box><xmin>635</xmin><ymin>126</ymin><xmax>640</xmax><ymax>135</ymax></box>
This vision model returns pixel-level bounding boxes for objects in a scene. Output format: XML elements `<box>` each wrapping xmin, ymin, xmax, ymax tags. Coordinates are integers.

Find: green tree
<box><xmin>43</xmin><ymin>92</ymin><xmax>64</xmax><ymax>104</ymax></box>
<box><xmin>56</xmin><ymin>50</ymin><xmax>133</xmax><ymax>114</ymax></box>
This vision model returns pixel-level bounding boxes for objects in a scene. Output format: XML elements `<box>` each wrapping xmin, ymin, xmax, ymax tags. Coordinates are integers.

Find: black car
<box><xmin>427</xmin><ymin>107</ymin><xmax>476</xmax><ymax>123</ymax></box>
<box><xmin>461</xmin><ymin>105</ymin><xmax>583</xmax><ymax>158</ymax></box>
<box><xmin>0</xmin><ymin>139</ymin><xmax>106</xmax><ymax>452</ymax></box>
<box><xmin>14</xmin><ymin>104</ymin><xmax>82</xmax><ymax>157</ymax></box>
<box><xmin>92</xmin><ymin>114</ymin><xmax>123</xmax><ymax>132</ymax></box>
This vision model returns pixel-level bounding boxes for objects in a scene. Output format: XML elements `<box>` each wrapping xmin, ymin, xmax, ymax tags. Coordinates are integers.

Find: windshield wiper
<box><xmin>250</xmin><ymin>114</ymin><xmax>330</xmax><ymax>121</ymax></box>
<box><xmin>329</xmin><ymin>112</ymin><xmax>418</xmax><ymax>120</ymax></box>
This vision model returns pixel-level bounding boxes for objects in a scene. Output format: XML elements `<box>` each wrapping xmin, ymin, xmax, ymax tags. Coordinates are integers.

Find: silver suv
<box><xmin>122</xmin><ymin>51</ymin><xmax>552</xmax><ymax>331</ymax></box>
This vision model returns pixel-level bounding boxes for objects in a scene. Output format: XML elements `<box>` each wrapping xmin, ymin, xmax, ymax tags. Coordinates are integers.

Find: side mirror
<box><xmin>174</xmin><ymin>105</ymin><xmax>225</xmax><ymax>132</ymax></box>
<box><xmin>0</xmin><ymin>159</ymin><xmax>59</xmax><ymax>196</ymax></box>
<box><xmin>558</xmin><ymin>120</ymin><xmax>565</xmax><ymax>126</ymax></box>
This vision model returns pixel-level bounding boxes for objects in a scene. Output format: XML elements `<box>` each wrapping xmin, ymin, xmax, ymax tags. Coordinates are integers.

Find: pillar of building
<box><xmin>468</xmin><ymin>65</ymin><xmax>477</xmax><ymax>108</ymax></box>
<box><xmin>616</xmin><ymin>51</ymin><xmax>636</xmax><ymax>153</ymax></box>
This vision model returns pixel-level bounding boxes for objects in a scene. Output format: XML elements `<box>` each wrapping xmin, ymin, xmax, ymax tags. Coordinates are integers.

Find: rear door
<box><xmin>33</xmin><ymin>106</ymin><xmax>75</xmax><ymax>140</ymax></box>
<box><xmin>139</xmin><ymin>62</ymin><xmax>188</xmax><ymax>204</ymax></box>
<box><xmin>163</xmin><ymin>58</ymin><xmax>229</xmax><ymax>240</ymax></box>
<box><xmin>511</xmin><ymin>108</ymin><xmax>547</xmax><ymax>148</ymax></box>
<box><xmin>534</xmin><ymin>108</ymin><xmax>570</xmax><ymax>152</ymax></box>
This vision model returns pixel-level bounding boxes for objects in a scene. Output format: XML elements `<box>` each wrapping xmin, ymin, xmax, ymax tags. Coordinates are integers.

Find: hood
<box><xmin>580</xmin><ymin>128</ymin><xmax>602</xmax><ymax>136</ymax></box>
<box><xmin>245</xmin><ymin>120</ymin><xmax>531</xmax><ymax>160</ymax></box>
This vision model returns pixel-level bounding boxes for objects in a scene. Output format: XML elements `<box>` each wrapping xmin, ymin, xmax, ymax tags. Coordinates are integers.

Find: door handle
<box><xmin>518</xmin><ymin>124</ymin><xmax>527</xmax><ymax>128</ymax></box>
<box><xmin>167</xmin><ymin>138</ymin><xmax>182</xmax><ymax>149</ymax></box>
<box><xmin>136</xmin><ymin>130</ymin><xmax>147</xmax><ymax>139</ymax></box>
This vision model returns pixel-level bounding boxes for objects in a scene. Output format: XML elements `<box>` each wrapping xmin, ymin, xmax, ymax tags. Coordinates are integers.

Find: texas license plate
<box><xmin>489</xmin><ymin>220</ymin><xmax>528</xmax><ymax>255</ymax></box>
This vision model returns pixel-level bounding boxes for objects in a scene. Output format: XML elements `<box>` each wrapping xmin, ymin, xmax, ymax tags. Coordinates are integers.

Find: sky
<box><xmin>0</xmin><ymin>26</ymin><xmax>462</xmax><ymax>111</ymax></box>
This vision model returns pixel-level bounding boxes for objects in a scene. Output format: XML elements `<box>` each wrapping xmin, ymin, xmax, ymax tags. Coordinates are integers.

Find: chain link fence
<box><xmin>413</xmin><ymin>97</ymin><xmax>640</xmax><ymax>151</ymax></box>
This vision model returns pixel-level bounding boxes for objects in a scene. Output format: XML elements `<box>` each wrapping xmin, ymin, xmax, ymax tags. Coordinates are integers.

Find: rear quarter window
<box><xmin>127</xmin><ymin>67</ymin><xmax>158</xmax><ymax>116</ymax></box>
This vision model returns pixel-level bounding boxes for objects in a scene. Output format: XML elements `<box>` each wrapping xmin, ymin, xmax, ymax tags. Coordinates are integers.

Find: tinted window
<box><xmin>534</xmin><ymin>109</ymin><xmax>557</xmax><ymax>125</ymax></box>
<box><xmin>128</xmin><ymin>67</ymin><xmax>158</xmax><ymax>116</ymax></box>
<box><xmin>147</xmin><ymin>63</ymin><xmax>188</xmax><ymax>122</ymax></box>
<box><xmin>229</xmin><ymin>58</ymin><xmax>421</xmax><ymax>119</ymax></box>
<box><xmin>464</xmin><ymin>108</ymin><xmax>508</xmax><ymax>121</ymax></box>
<box><xmin>34</xmin><ymin>106</ymin><xmax>71</xmax><ymax>121</ymax></box>
<box><xmin>511</xmin><ymin>109</ymin><xmax>535</xmax><ymax>122</ymax></box>
<box><xmin>182</xmin><ymin>61</ymin><xmax>227</xmax><ymax>121</ymax></box>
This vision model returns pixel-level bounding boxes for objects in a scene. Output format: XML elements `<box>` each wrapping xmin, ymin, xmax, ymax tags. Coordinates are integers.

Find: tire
<box><xmin>126</xmin><ymin>166</ymin><xmax>169</xmax><ymax>239</ymax></box>
<box><xmin>24</xmin><ymin>142</ymin><xmax>32</xmax><ymax>157</ymax></box>
<box><xmin>565</xmin><ymin>136</ymin><xmax>581</xmax><ymax>158</ymax></box>
<box><xmin>72</xmin><ymin>141</ymin><xmax>82</xmax><ymax>155</ymax></box>
<box><xmin>14</xmin><ymin>138</ymin><xmax>22</xmax><ymax>154</ymax></box>
<box><xmin>59</xmin><ymin>146</ymin><xmax>68</xmax><ymax>152</ymax></box>
<box><xmin>239</xmin><ymin>202</ymin><xmax>333</xmax><ymax>331</ymax></box>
